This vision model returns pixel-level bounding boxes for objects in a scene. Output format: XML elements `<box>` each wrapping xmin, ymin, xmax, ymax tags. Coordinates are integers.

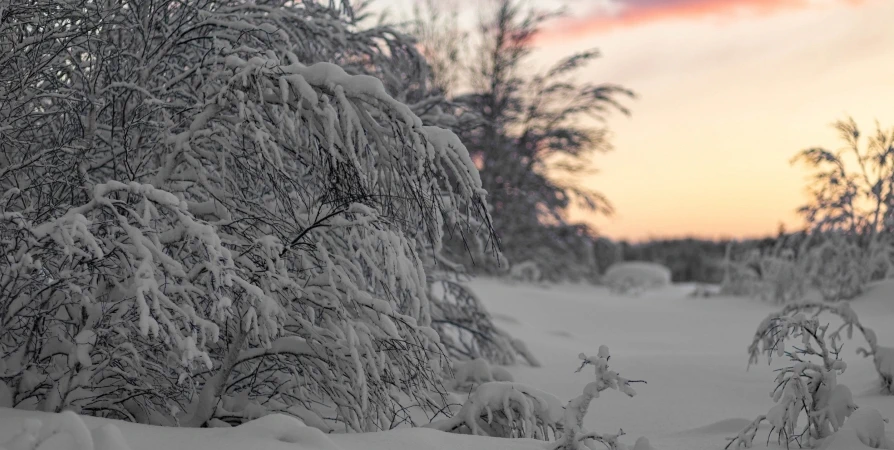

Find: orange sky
<box><xmin>386</xmin><ymin>0</ymin><xmax>894</xmax><ymax>241</ymax></box>
<box><xmin>532</xmin><ymin>0</ymin><xmax>894</xmax><ymax>241</ymax></box>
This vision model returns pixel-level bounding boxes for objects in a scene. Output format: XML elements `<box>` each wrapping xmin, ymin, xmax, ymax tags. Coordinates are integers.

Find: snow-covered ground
<box><xmin>471</xmin><ymin>278</ymin><xmax>894</xmax><ymax>449</ymax></box>
<box><xmin>3</xmin><ymin>279</ymin><xmax>893</xmax><ymax>450</ymax></box>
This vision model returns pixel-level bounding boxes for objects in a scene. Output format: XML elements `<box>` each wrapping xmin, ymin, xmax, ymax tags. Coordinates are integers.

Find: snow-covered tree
<box><xmin>0</xmin><ymin>0</ymin><xmax>497</xmax><ymax>431</ymax></box>
<box><xmin>727</xmin><ymin>302</ymin><xmax>873</xmax><ymax>448</ymax></box>
<box><xmin>791</xmin><ymin>118</ymin><xmax>894</xmax><ymax>297</ymax></box>
<box><xmin>793</xmin><ymin>118</ymin><xmax>894</xmax><ymax>244</ymax></box>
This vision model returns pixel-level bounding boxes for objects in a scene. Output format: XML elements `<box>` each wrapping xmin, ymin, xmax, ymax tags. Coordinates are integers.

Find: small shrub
<box><xmin>806</xmin><ymin>236</ymin><xmax>872</xmax><ymax>301</ymax></box>
<box><xmin>721</xmin><ymin>247</ymin><xmax>808</xmax><ymax>304</ymax></box>
<box><xmin>429</xmin><ymin>346</ymin><xmax>650</xmax><ymax>450</ymax></box>
<box><xmin>727</xmin><ymin>302</ymin><xmax>872</xmax><ymax>448</ymax></box>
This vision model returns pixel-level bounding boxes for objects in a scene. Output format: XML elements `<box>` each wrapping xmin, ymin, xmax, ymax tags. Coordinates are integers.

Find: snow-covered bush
<box><xmin>720</xmin><ymin>259</ymin><xmax>763</xmax><ymax>298</ymax></box>
<box><xmin>0</xmin><ymin>0</ymin><xmax>497</xmax><ymax>431</ymax></box>
<box><xmin>603</xmin><ymin>262</ymin><xmax>671</xmax><ymax>295</ymax></box>
<box><xmin>806</xmin><ymin>235</ymin><xmax>873</xmax><ymax>301</ymax></box>
<box><xmin>757</xmin><ymin>249</ymin><xmax>809</xmax><ymax>304</ymax></box>
<box><xmin>429</xmin><ymin>346</ymin><xmax>649</xmax><ymax>450</ymax></box>
<box><xmin>727</xmin><ymin>302</ymin><xmax>870</xmax><ymax>448</ymax></box>
<box><xmin>721</xmin><ymin>246</ymin><xmax>808</xmax><ymax>304</ymax></box>
<box><xmin>551</xmin><ymin>347</ymin><xmax>646</xmax><ymax>450</ymax></box>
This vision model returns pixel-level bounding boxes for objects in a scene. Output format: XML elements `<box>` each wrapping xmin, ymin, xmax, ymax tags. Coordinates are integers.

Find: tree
<box><xmin>0</xmin><ymin>0</ymin><xmax>497</xmax><ymax>431</ymax></box>
<box><xmin>791</xmin><ymin>118</ymin><xmax>894</xmax><ymax>298</ymax></box>
<box><xmin>410</xmin><ymin>0</ymin><xmax>634</xmax><ymax>281</ymax></box>
<box><xmin>793</xmin><ymin>118</ymin><xmax>894</xmax><ymax>246</ymax></box>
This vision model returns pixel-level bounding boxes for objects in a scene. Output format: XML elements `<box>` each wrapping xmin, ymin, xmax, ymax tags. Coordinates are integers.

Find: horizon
<box><xmin>381</xmin><ymin>0</ymin><xmax>894</xmax><ymax>241</ymax></box>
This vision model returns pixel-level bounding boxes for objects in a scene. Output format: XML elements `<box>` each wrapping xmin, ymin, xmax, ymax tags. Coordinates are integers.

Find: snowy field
<box><xmin>3</xmin><ymin>279</ymin><xmax>893</xmax><ymax>450</ymax></box>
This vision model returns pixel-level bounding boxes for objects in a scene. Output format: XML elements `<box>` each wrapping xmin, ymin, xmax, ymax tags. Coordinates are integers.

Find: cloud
<box><xmin>536</xmin><ymin>0</ymin><xmax>864</xmax><ymax>42</ymax></box>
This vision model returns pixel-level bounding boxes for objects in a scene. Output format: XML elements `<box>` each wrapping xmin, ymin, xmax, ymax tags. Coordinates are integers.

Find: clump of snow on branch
<box><xmin>603</xmin><ymin>262</ymin><xmax>671</xmax><ymax>295</ymax></box>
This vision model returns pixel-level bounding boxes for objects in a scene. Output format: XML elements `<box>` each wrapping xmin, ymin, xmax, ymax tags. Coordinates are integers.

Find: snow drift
<box><xmin>603</xmin><ymin>262</ymin><xmax>672</xmax><ymax>294</ymax></box>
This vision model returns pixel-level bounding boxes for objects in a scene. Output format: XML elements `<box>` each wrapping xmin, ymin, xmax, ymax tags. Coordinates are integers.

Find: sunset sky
<box><xmin>386</xmin><ymin>0</ymin><xmax>894</xmax><ymax>241</ymax></box>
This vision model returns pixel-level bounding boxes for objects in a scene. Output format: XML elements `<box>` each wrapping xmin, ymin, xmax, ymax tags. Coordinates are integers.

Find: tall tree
<box><xmin>792</xmin><ymin>117</ymin><xmax>894</xmax><ymax>246</ymax></box>
<box><xmin>411</xmin><ymin>0</ymin><xmax>634</xmax><ymax>281</ymax></box>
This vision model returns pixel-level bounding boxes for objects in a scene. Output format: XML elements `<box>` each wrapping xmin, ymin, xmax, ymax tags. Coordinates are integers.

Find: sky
<box><xmin>383</xmin><ymin>0</ymin><xmax>894</xmax><ymax>241</ymax></box>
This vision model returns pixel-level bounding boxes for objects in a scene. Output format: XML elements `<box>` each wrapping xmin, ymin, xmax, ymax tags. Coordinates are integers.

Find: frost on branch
<box><xmin>726</xmin><ymin>302</ymin><xmax>873</xmax><ymax>448</ymax></box>
<box><xmin>0</xmin><ymin>0</ymin><xmax>497</xmax><ymax>431</ymax></box>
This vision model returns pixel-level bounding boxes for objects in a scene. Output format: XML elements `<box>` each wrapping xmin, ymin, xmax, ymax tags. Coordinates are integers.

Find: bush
<box><xmin>806</xmin><ymin>235</ymin><xmax>872</xmax><ymax>301</ymax></box>
<box><xmin>0</xmin><ymin>0</ymin><xmax>497</xmax><ymax>431</ymax></box>
<box><xmin>721</xmin><ymin>246</ymin><xmax>808</xmax><ymax>304</ymax></box>
<box><xmin>727</xmin><ymin>302</ymin><xmax>876</xmax><ymax>448</ymax></box>
<box><xmin>428</xmin><ymin>345</ymin><xmax>649</xmax><ymax>450</ymax></box>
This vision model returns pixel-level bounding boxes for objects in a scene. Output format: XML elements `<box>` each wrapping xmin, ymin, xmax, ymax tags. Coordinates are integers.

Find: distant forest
<box><xmin>600</xmin><ymin>233</ymin><xmax>799</xmax><ymax>284</ymax></box>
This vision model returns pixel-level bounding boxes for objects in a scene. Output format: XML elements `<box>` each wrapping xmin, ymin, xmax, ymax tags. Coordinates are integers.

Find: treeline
<box><xmin>595</xmin><ymin>235</ymin><xmax>787</xmax><ymax>283</ymax></box>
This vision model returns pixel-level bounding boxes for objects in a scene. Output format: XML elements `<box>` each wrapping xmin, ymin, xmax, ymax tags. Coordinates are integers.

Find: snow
<box><xmin>840</xmin><ymin>408</ymin><xmax>892</xmax><ymax>449</ymax></box>
<box><xmin>3</xmin><ymin>279</ymin><xmax>894</xmax><ymax>450</ymax></box>
<box><xmin>466</xmin><ymin>278</ymin><xmax>894</xmax><ymax>449</ymax></box>
<box><xmin>603</xmin><ymin>262</ymin><xmax>672</xmax><ymax>294</ymax></box>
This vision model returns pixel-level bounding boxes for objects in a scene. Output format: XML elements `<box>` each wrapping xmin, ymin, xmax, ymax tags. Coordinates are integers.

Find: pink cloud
<box><xmin>536</xmin><ymin>0</ymin><xmax>867</xmax><ymax>43</ymax></box>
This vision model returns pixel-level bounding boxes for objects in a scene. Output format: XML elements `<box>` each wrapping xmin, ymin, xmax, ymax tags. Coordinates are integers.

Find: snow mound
<box><xmin>237</xmin><ymin>415</ymin><xmax>341</xmax><ymax>449</ymax></box>
<box><xmin>678</xmin><ymin>418</ymin><xmax>757</xmax><ymax>435</ymax></box>
<box><xmin>603</xmin><ymin>262</ymin><xmax>672</xmax><ymax>294</ymax></box>
<box><xmin>0</xmin><ymin>410</ymin><xmax>131</xmax><ymax>450</ymax></box>
<box><xmin>449</xmin><ymin>358</ymin><xmax>514</xmax><ymax>390</ymax></box>
<box><xmin>836</xmin><ymin>408</ymin><xmax>893</xmax><ymax>449</ymax></box>
<box><xmin>426</xmin><ymin>382</ymin><xmax>564</xmax><ymax>438</ymax></box>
